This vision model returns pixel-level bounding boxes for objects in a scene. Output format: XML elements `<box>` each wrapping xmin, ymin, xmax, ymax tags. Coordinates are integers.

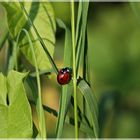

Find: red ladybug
<box><xmin>57</xmin><ymin>67</ymin><xmax>72</xmax><ymax>85</ymax></box>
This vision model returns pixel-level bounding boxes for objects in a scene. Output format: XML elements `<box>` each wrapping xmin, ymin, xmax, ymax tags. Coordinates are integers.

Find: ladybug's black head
<box><xmin>63</xmin><ymin>67</ymin><xmax>72</xmax><ymax>74</ymax></box>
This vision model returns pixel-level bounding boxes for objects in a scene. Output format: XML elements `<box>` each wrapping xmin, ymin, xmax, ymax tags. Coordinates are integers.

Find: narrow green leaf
<box><xmin>75</xmin><ymin>3</ymin><xmax>89</xmax><ymax>130</ymax></box>
<box><xmin>75</xmin><ymin>1</ymin><xmax>82</xmax><ymax>47</ymax></box>
<box><xmin>70</xmin><ymin>96</ymin><xmax>95</xmax><ymax>137</ymax></box>
<box><xmin>77</xmin><ymin>78</ymin><xmax>99</xmax><ymax>138</ymax></box>
<box><xmin>81</xmin><ymin>2</ymin><xmax>89</xmax><ymax>49</ymax></box>
<box><xmin>2</xmin><ymin>2</ymin><xmax>56</xmax><ymax>71</ymax></box>
<box><xmin>76</xmin><ymin>2</ymin><xmax>89</xmax><ymax>75</ymax></box>
<box><xmin>75</xmin><ymin>1</ymin><xmax>83</xmax><ymax>76</ymax></box>
<box><xmin>57</xmin><ymin>19</ymin><xmax>72</xmax><ymax>67</ymax></box>
<box><xmin>65</xmin><ymin>115</ymin><xmax>94</xmax><ymax>137</ymax></box>
<box><xmin>71</xmin><ymin>1</ymin><xmax>79</xmax><ymax>138</ymax></box>
<box><xmin>0</xmin><ymin>70</ymin><xmax>33</xmax><ymax>138</ymax></box>
<box><xmin>55</xmin><ymin>19</ymin><xmax>73</xmax><ymax>138</ymax></box>
<box><xmin>80</xmin><ymin>120</ymin><xmax>95</xmax><ymax>137</ymax></box>
<box><xmin>0</xmin><ymin>4</ymin><xmax>8</xmax><ymax>50</ymax></box>
<box><xmin>76</xmin><ymin>28</ymin><xmax>82</xmax><ymax>76</ymax></box>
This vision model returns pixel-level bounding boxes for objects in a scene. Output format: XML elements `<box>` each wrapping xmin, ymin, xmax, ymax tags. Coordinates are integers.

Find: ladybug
<box><xmin>57</xmin><ymin>67</ymin><xmax>72</xmax><ymax>85</ymax></box>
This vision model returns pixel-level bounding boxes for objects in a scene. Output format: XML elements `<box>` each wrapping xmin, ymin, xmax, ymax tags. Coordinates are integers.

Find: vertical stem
<box><xmin>16</xmin><ymin>29</ymin><xmax>47</xmax><ymax>138</ymax></box>
<box><xmin>24</xmin><ymin>29</ymin><xmax>47</xmax><ymax>138</ymax></box>
<box><xmin>71</xmin><ymin>1</ymin><xmax>78</xmax><ymax>138</ymax></box>
<box><xmin>83</xmin><ymin>31</ymin><xmax>88</xmax><ymax>115</ymax></box>
<box><xmin>14</xmin><ymin>42</ymin><xmax>18</xmax><ymax>71</ymax></box>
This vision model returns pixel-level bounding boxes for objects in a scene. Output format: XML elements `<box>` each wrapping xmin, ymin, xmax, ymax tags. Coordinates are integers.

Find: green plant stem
<box><xmin>16</xmin><ymin>29</ymin><xmax>47</xmax><ymax>138</ymax></box>
<box><xmin>14</xmin><ymin>29</ymin><xmax>25</xmax><ymax>71</ymax></box>
<box><xmin>71</xmin><ymin>1</ymin><xmax>78</xmax><ymax>138</ymax></box>
<box><xmin>14</xmin><ymin>41</ymin><xmax>18</xmax><ymax>71</ymax></box>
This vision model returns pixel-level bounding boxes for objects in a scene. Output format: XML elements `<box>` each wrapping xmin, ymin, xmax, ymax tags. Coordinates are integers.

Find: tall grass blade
<box><xmin>78</xmin><ymin>78</ymin><xmax>99</xmax><ymax>138</ymax></box>
<box><xmin>75</xmin><ymin>1</ymin><xmax>82</xmax><ymax>47</ymax></box>
<box><xmin>71</xmin><ymin>1</ymin><xmax>79</xmax><ymax>138</ymax></box>
<box><xmin>65</xmin><ymin>115</ymin><xmax>94</xmax><ymax>137</ymax></box>
<box><xmin>70</xmin><ymin>97</ymin><xmax>95</xmax><ymax>137</ymax></box>
<box><xmin>55</xmin><ymin>19</ymin><xmax>73</xmax><ymax>138</ymax></box>
<box><xmin>76</xmin><ymin>2</ymin><xmax>89</xmax><ymax>76</ymax></box>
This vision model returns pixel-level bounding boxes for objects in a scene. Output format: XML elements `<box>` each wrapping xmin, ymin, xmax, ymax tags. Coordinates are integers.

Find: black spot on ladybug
<box><xmin>57</xmin><ymin>67</ymin><xmax>72</xmax><ymax>85</ymax></box>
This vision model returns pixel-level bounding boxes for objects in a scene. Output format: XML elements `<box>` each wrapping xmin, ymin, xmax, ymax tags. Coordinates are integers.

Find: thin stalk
<box><xmin>14</xmin><ymin>41</ymin><xmax>18</xmax><ymax>71</ymax></box>
<box><xmin>16</xmin><ymin>29</ymin><xmax>47</xmax><ymax>138</ymax></box>
<box><xmin>71</xmin><ymin>1</ymin><xmax>78</xmax><ymax>138</ymax></box>
<box><xmin>14</xmin><ymin>28</ymin><xmax>26</xmax><ymax>71</ymax></box>
<box><xmin>83</xmin><ymin>31</ymin><xmax>88</xmax><ymax>116</ymax></box>
<box><xmin>7</xmin><ymin>41</ymin><xmax>16</xmax><ymax>73</ymax></box>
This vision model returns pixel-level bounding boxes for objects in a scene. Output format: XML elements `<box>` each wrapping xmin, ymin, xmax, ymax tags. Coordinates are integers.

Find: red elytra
<box><xmin>57</xmin><ymin>68</ymin><xmax>72</xmax><ymax>85</ymax></box>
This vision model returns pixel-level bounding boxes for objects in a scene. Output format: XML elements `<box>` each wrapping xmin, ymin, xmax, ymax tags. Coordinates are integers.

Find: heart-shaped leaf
<box><xmin>0</xmin><ymin>70</ymin><xmax>32</xmax><ymax>138</ymax></box>
<box><xmin>2</xmin><ymin>2</ymin><xmax>56</xmax><ymax>71</ymax></box>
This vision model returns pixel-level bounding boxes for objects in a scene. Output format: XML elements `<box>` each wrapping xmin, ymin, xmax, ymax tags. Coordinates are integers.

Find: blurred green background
<box><xmin>53</xmin><ymin>2</ymin><xmax>140</xmax><ymax>138</ymax></box>
<box><xmin>0</xmin><ymin>2</ymin><xmax>140</xmax><ymax>138</ymax></box>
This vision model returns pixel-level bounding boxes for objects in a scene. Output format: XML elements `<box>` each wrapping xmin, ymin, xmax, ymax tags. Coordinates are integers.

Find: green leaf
<box><xmin>79</xmin><ymin>119</ymin><xmax>95</xmax><ymax>137</ymax></box>
<box><xmin>69</xmin><ymin>96</ymin><xmax>95</xmax><ymax>137</ymax></box>
<box><xmin>0</xmin><ymin>70</ymin><xmax>33</xmax><ymax>138</ymax></box>
<box><xmin>2</xmin><ymin>2</ymin><xmax>56</xmax><ymax>71</ymax></box>
<box><xmin>55</xmin><ymin>19</ymin><xmax>73</xmax><ymax>138</ymax></box>
<box><xmin>0</xmin><ymin>4</ymin><xmax>8</xmax><ymax>50</ymax></box>
<box><xmin>0</xmin><ymin>74</ymin><xmax>7</xmax><ymax>106</ymax></box>
<box><xmin>76</xmin><ymin>2</ymin><xmax>89</xmax><ymax>75</ymax></box>
<box><xmin>65</xmin><ymin>115</ymin><xmax>94</xmax><ymax>137</ymax></box>
<box><xmin>77</xmin><ymin>78</ymin><xmax>99</xmax><ymax>138</ymax></box>
<box><xmin>75</xmin><ymin>1</ymin><xmax>82</xmax><ymax>47</ymax></box>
